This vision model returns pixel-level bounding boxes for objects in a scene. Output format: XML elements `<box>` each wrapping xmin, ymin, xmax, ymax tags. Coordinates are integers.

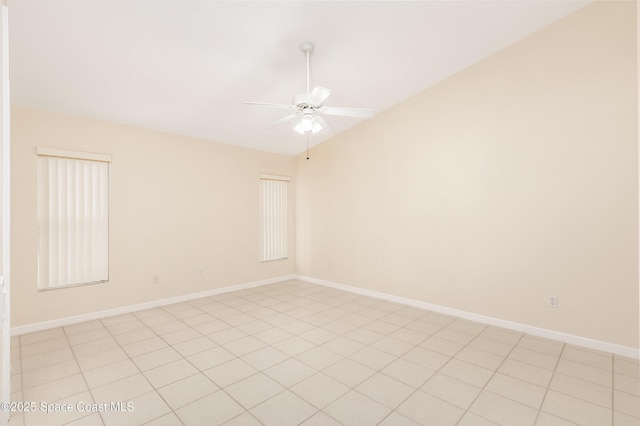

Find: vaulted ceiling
<box><xmin>10</xmin><ymin>1</ymin><xmax>589</xmax><ymax>156</ymax></box>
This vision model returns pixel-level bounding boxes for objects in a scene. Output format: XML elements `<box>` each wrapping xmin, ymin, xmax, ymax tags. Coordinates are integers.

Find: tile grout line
<box><xmin>375</xmin><ymin>317</ymin><xmax>487</xmax><ymax>425</ymax></box>
<box><xmin>95</xmin><ymin>313</ymin><xmax>185</xmax><ymax>426</ymax></box>
<box><xmin>206</xmin><ymin>286</ymin><xmax>397</xmax><ymax>424</ymax></box>
<box><xmin>242</xmin><ymin>288</ymin><xmax>409</xmax><ymax>425</ymax></box>
<box><xmin>197</xmin><ymin>336</ymin><xmax>284</xmax><ymax>422</ymax></box>
<box><xmin>532</xmin><ymin>341</ymin><xmax>566</xmax><ymax>426</ymax></box>
<box><xmin>158</xmin><ymin>292</ymin><xmax>297</xmax><ymax>425</ymax></box>
<box><xmin>23</xmin><ymin>292</ymin><xmax>379</xmax><ymax>425</ymax></box>
<box><xmin>61</xmin><ymin>325</ymin><xmax>105</xmax><ymax>426</ymax></box>
<box><xmin>170</xmin><ymin>290</ymin><xmax>300</xmax><ymax>424</ymax></box>
<box><xmin>453</xmin><ymin>331</ymin><xmax>525</xmax><ymax>426</ymax></box>
<box><xmin>611</xmin><ymin>353</ymin><xmax>614</xmax><ymax>426</ymax></box>
<box><xmin>224</xmin><ymin>288</ymin><xmax>324</xmax><ymax>424</ymax></box>
<box><xmin>131</xmin><ymin>295</ymin><xmax>277</xmax><ymax>424</ymax></box>
<box><xmin>217</xmin><ymin>284</ymin><xmax>340</xmax><ymax>424</ymax></box>
<box><xmin>15</xmin><ymin>335</ymin><xmax>23</xmax><ymax>426</ymax></box>
<box><xmin>549</xmin><ymin>353</ymin><xmax>629</xmax><ymax>411</ymax></box>
<box><xmin>319</xmin><ymin>307</ymin><xmax>446</xmax><ymax>424</ymax></box>
<box><xmin>177</xmin><ymin>290</ymin><xmax>541</xmax><ymax>425</ymax></box>
<box><xmin>136</xmin><ymin>301</ymin><xmax>235</xmax><ymax>425</ymax></box>
<box><xmin>221</xmin><ymin>287</ymin><xmax>356</xmax><ymax>423</ymax></box>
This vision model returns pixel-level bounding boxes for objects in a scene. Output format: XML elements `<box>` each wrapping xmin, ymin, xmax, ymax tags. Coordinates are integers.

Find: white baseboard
<box><xmin>296</xmin><ymin>275</ymin><xmax>640</xmax><ymax>359</ymax></box>
<box><xmin>12</xmin><ymin>273</ymin><xmax>639</xmax><ymax>359</ymax></box>
<box><xmin>11</xmin><ymin>275</ymin><xmax>297</xmax><ymax>336</ymax></box>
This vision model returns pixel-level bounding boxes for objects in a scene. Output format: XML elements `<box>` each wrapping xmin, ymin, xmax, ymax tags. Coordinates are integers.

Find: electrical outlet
<box><xmin>152</xmin><ymin>274</ymin><xmax>160</xmax><ymax>284</ymax></box>
<box><xmin>548</xmin><ymin>296</ymin><xmax>558</xmax><ymax>308</ymax></box>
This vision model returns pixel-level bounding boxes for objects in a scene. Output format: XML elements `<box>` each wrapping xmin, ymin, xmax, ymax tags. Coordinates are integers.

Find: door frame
<box><xmin>1</xmin><ymin>3</ymin><xmax>11</xmax><ymax>425</ymax></box>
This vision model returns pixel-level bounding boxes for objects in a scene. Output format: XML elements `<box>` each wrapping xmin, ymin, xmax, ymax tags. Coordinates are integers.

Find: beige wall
<box><xmin>12</xmin><ymin>107</ymin><xmax>296</xmax><ymax>327</ymax></box>
<box><xmin>296</xmin><ymin>2</ymin><xmax>639</xmax><ymax>348</ymax></box>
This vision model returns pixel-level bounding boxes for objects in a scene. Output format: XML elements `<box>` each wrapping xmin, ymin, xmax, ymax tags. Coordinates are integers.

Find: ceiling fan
<box><xmin>244</xmin><ymin>42</ymin><xmax>375</xmax><ymax>135</ymax></box>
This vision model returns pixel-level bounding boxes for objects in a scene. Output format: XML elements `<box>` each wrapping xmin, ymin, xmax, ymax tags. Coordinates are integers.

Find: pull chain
<box><xmin>306</xmin><ymin>132</ymin><xmax>310</xmax><ymax>160</ymax></box>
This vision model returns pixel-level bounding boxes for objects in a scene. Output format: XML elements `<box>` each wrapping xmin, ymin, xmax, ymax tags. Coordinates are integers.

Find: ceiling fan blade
<box><xmin>268</xmin><ymin>113</ymin><xmax>298</xmax><ymax>129</ymax></box>
<box><xmin>243</xmin><ymin>101</ymin><xmax>296</xmax><ymax>110</ymax></box>
<box><xmin>307</xmin><ymin>87</ymin><xmax>331</xmax><ymax>106</ymax></box>
<box><xmin>320</xmin><ymin>106</ymin><xmax>376</xmax><ymax>119</ymax></box>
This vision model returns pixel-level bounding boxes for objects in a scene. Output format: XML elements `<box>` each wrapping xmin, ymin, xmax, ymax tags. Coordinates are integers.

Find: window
<box><xmin>260</xmin><ymin>174</ymin><xmax>289</xmax><ymax>262</ymax></box>
<box><xmin>37</xmin><ymin>148</ymin><xmax>111</xmax><ymax>289</ymax></box>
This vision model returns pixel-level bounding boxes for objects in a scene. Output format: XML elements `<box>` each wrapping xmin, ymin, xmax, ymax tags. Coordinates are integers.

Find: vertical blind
<box><xmin>37</xmin><ymin>148</ymin><xmax>111</xmax><ymax>289</ymax></box>
<box><xmin>260</xmin><ymin>175</ymin><xmax>289</xmax><ymax>262</ymax></box>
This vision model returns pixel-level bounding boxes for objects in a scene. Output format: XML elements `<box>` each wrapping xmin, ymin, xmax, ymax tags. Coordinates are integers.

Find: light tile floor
<box><xmin>8</xmin><ymin>280</ymin><xmax>640</xmax><ymax>426</ymax></box>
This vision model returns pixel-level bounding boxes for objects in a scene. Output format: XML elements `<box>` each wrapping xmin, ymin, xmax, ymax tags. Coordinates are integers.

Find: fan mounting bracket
<box><xmin>300</xmin><ymin>42</ymin><xmax>314</xmax><ymax>55</ymax></box>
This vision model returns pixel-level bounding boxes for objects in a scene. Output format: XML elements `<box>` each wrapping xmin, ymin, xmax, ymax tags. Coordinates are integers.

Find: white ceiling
<box><xmin>9</xmin><ymin>1</ymin><xmax>589</xmax><ymax>156</ymax></box>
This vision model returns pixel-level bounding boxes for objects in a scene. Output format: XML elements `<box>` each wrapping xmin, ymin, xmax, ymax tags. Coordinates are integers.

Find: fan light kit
<box><xmin>244</xmin><ymin>42</ymin><xmax>376</xmax><ymax>137</ymax></box>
